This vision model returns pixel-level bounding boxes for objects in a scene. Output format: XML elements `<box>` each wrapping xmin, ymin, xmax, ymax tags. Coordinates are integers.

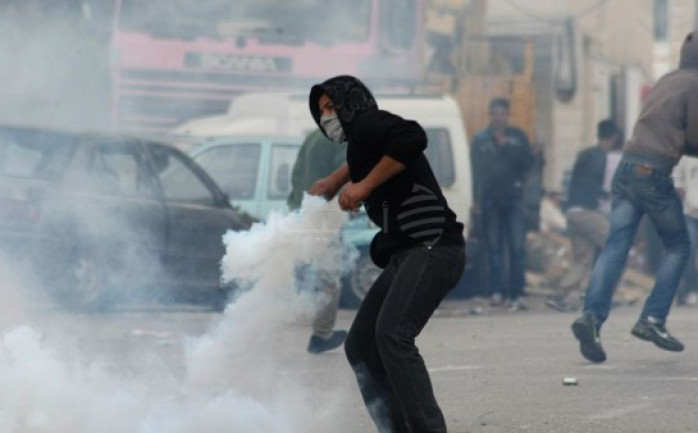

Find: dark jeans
<box><xmin>482</xmin><ymin>198</ymin><xmax>527</xmax><ymax>300</ymax></box>
<box><xmin>584</xmin><ymin>161</ymin><xmax>690</xmax><ymax>325</ymax></box>
<box><xmin>344</xmin><ymin>244</ymin><xmax>466</xmax><ymax>433</ymax></box>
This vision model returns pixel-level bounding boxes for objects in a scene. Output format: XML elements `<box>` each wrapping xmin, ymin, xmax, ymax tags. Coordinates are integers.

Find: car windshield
<box><xmin>118</xmin><ymin>0</ymin><xmax>371</xmax><ymax>44</ymax></box>
<box><xmin>0</xmin><ymin>128</ymin><xmax>77</xmax><ymax>180</ymax></box>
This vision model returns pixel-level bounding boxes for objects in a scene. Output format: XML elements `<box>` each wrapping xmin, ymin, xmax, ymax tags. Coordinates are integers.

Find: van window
<box><xmin>424</xmin><ymin>128</ymin><xmax>455</xmax><ymax>187</ymax></box>
<box><xmin>193</xmin><ymin>143</ymin><xmax>261</xmax><ymax>200</ymax></box>
<box><xmin>151</xmin><ymin>145</ymin><xmax>217</xmax><ymax>204</ymax></box>
<box><xmin>268</xmin><ymin>143</ymin><xmax>300</xmax><ymax>199</ymax></box>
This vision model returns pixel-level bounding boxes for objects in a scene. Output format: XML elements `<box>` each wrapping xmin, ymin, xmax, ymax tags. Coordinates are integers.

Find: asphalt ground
<box><xmin>6</xmin><ymin>295</ymin><xmax>698</xmax><ymax>433</ymax></box>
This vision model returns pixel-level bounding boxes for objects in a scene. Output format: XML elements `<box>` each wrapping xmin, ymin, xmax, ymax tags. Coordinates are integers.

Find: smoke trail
<box><xmin>0</xmin><ymin>195</ymin><xmax>357</xmax><ymax>433</ymax></box>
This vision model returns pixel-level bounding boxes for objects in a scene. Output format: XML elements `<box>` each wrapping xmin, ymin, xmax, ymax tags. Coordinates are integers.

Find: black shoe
<box><xmin>631</xmin><ymin>317</ymin><xmax>684</xmax><ymax>352</ymax></box>
<box><xmin>571</xmin><ymin>314</ymin><xmax>606</xmax><ymax>363</ymax></box>
<box><xmin>307</xmin><ymin>330</ymin><xmax>347</xmax><ymax>354</ymax></box>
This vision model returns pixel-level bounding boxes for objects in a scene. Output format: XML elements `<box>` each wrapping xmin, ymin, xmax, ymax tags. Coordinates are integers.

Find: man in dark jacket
<box><xmin>571</xmin><ymin>32</ymin><xmax>698</xmax><ymax>363</ymax></box>
<box><xmin>307</xmin><ymin>75</ymin><xmax>466</xmax><ymax>433</ymax></box>
<box><xmin>471</xmin><ymin>97</ymin><xmax>533</xmax><ymax>310</ymax></box>
<box><xmin>287</xmin><ymin>129</ymin><xmax>348</xmax><ymax>354</ymax></box>
<box><xmin>546</xmin><ymin>120</ymin><xmax>619</xmax><ymax>312</ymax></box>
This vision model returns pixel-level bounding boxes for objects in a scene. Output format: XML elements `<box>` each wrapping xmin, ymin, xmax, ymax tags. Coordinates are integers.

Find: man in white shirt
<box><xmin>672</xmin><ymin>157</ymin><xmax>698</xmax><ymax>305</ymax></box>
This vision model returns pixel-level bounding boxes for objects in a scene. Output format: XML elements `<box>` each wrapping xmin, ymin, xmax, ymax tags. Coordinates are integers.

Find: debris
<box><xmin>562</xmin><ymin>377</ymin><xmax>578</xmax><ymax>386</ymax></box>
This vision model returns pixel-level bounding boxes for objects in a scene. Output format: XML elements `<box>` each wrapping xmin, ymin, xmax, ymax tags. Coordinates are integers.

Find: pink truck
<box><xmin>110</xmin><ymin>0</ymin><xmax>425</xmax><ymax>133</ymax></box>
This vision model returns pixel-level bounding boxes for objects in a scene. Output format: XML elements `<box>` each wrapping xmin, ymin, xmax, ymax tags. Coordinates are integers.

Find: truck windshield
<box><xmin>119</xmin><ymin>0</ymin><xmax>371</xmax><ymax>44</ymax></box>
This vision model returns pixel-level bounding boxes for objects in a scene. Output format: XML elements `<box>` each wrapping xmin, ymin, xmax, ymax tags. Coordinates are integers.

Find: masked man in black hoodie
<box><xmin>307</xmin><ymin>76</ymin><xmax>466</xmax><ymax>433</ymax></box>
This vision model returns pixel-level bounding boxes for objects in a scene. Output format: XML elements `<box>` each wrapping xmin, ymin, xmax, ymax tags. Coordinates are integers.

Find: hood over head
<box><xmin>309</xmin><ymin>75</ymin><xmax>378</xmax><ymax>136</ymax></box>
<box><xmin>680</xmin><ymin>31</ymin><xmax>698</xmax><ymax>69</ymax></box>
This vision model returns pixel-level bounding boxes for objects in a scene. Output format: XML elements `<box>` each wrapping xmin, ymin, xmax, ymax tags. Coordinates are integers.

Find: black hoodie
<box><xmin>309</xmin><ymin>75</ymin><xmax>464</xmax><ymax>268</ymax></box>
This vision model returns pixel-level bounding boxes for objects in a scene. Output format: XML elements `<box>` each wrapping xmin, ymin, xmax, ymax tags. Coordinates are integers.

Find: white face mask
<box><xmin>320</xmin><ymin>113</ymin><xmax>345</xmax><ymax>143</ymax></box>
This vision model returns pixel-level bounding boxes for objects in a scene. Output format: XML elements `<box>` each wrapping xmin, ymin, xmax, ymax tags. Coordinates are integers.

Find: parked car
<box><xmin>0</xmin><ymin>125</ymin><xmax>252</xmax><ymax>311</ymax></box>
<box><xmin>186</xmin><ymin>124</ymin><xmax>476</xmax><ymax>308</ymax></box>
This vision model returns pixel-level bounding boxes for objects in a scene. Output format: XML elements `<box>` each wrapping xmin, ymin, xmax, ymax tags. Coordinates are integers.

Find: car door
<box><xmin>81</xmin><ymin>138</ymin><xmax>169</xmax><ymax>283</ymax></box>
<box><xmin>147</xmin><ymin>143</ymin><xmax>242</xmax><ymax>289</ymax></box>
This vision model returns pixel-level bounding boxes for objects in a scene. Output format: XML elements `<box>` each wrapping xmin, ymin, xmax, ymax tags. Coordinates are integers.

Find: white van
<box><xmin>173</xmin><ymin>92</ymin><xmax>475</xmax><ymax>306</ymax></box>
<box><xmin>172</xmin><ymin>92</ymin><xmax>472</xmax><ymax>232</ymax></box>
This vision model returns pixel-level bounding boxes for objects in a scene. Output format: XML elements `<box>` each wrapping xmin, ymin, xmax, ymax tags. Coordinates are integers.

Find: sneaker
<box><xmin>490</xmin><ymin>293</ymin><xmax>504</xmax><ymax>307</ymax></box>
<box><xmin>545</xmin><ymin>297</ymin><xmax>568</xmax><ymax>312</ymax></box>
<box><xmin>631</xmin><ymin>317</ymin><xmax>684</xmax><ymax>352</ymax></box>
<box><xmin>571</xmin><ymin>314</ymin><xmax>606</xmax><ymax>363</ymax></box>
<box><xmin>307</xmin><ymin>330</ymin><xmax>347</xmax><ymax>354</ymax></box>
<box><xmin>506</xmin><ymin>299</ymin><xmax>528</xmax><ymax>312</ymax></box>
<box><xmin>685</xmin><ymin>291</ymin><xmax>698</xmax><ymax>306</ymax></box>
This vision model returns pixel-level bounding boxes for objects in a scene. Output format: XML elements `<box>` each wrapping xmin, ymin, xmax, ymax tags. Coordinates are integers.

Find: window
<box><xmin>0</xmin><ymin>129</ymin><xmax>76</xmax><ymax>180</ymax></box>
<box><xmin>88</xmin><ymin>140</ymin><xmax>156</xmax><ymax>196</ymax></box>
<box><xmin>119</xmin><ymin>0</ymin><xmax>371</xmax><ymax>43</ymax></box>
<box><xmin>653</xmin><ymin>0</ymin><xmax>668</xmax><ymax>41</ymax></box>
<box><xmin>268</xmin><ymin>144</ymin><xmax>299</xmax><ymax>200</ymax></box>
<box><xmin>193</xmin><ymin>143</ymin><xmax>261</xmax><ymax>200</ymax></box>
<box><xmin>150</xmin><ymin>145</ymin><xmax>216</xmax><ymax>203</ymax></box>
<box><xmin>424</xmin><ymin>128</ymin><xmax>455</xmax><ymax>187</ymax></box>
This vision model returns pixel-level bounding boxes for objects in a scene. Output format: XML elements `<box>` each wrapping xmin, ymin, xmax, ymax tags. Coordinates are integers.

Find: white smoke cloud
<box><xmin>0</xmin><ymin>195</ymin><xmax>358</xmax><ymax>433</ymax></box>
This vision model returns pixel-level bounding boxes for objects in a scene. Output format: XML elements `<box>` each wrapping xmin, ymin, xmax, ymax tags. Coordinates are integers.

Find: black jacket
<box><xmin>565</xmin><ymin>146</ymin><xmax>607</xmax><ymax>211</ymax></box>
<box><xmin>309</xmin><ymin>75</ymin><xmax>464</xmax><ymax>267</ymax></box>
<box><xmin>471</xmin><ymin>126</ymin><xmax>533</xmax><ymax>205</ymax></box>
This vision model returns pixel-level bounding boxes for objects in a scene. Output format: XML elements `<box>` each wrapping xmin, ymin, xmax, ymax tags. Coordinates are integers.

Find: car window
<box><xmin>0</xmin><ymin>129</ymin><xmax>76</xmax><ymax>180</ymax></box>
<box><xmin>424</xmin><ymin>128</ymin><xmax>455</xmax><ymax>187</ymax></box>
<box><xmin>193</xmin><ymin>143</ymin><xmax>261</xmax><ymax>200</ymax></box>
<box><xmin>150</xmin><ymin>145</ymin><xmax>217</xmax><ymax>204</ymax></box>
<box><xmin>268</xmin><ymin>144</ymin><xmax>299</xmax><ymax>200</ymax></box>
<box><xmin>87</xmin><ymin>140</ymin><xmax>157</xmax><ymax>196</ymax></box>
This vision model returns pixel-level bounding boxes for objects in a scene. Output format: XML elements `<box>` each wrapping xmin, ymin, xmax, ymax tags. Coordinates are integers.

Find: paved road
<box><xmin>3</xmin><ymin>300</ymin><xmax>698</xmax><ymax>433</ymax></box>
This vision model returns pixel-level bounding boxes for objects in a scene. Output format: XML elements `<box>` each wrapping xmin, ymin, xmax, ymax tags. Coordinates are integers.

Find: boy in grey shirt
<box><xmin>571</xmin><ymin>31</ymin><xmax>698</xmax><ymax>363</ymax></box>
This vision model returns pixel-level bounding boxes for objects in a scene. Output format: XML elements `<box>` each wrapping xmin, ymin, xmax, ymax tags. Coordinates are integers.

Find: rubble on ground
<box><xmin>526</xmin><ymin>197</ymin><xmax>652</xmax><ymax>305</ymax></box>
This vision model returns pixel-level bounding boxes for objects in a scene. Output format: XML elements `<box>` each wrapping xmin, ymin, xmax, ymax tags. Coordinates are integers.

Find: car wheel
<box><xmin>342</xmin><ymin>253</ymin><xmax>381</xmax><ymax>309</ymax></box>
<box><xmin>59</xmin><ymin>242</ymin><xmax>112</xmax><ymax>311</ymax></box>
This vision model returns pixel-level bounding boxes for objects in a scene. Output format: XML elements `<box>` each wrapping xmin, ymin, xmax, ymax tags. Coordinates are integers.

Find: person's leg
<box><xmin>639</xmin><ymin>181</ymin><xmax>689</xmax><ymax>323</ymax></box>
<box><xmin>484</xmin><ymin>202</ymin><xmax>505</xmax><ymax>304</ymax></box>
<box><xmin>677</xmin><ymin>216</ymin><xmax>698</xmax><ymax>304</ymax></box>
<box><xmin>572</xmin><ymin>163</ymin><xmax>643</xmax><ymax>363</ymax></box>
<box><xmin>311</xmin><ymin>270</ymin><xmax>341</xmax><ymax>338</ymax></box>
<box><xmin>344</xmin><ymin>260</ymin><xmax>410</xmax><ymax>433</ymax></box>
<box><xmin>374</xmin><ymin>245</ymin><xmax>466</xmax><ymax>433</ymax></box>
<box><xmin>307</xmin><ymin>269</ymin><xmax>346</xmax><ymax>353</ymax></box>
<box><xmin>549</xmin><ymin>211</ymin><xmax>595</xmax><ymax>310</ymax></box>
<box><xmin>627</xmin><ymin>169</ymin><xmax>688</xmax><ymax>351</ymax></box>
<box><xmin>583</xmin><ymin>201</ymin><xmax>643</xmax><ymax>325</ymax></box>
<box><xmin>565</xmin><ymin>210</ymin><xmax>610</xmax><ymax>294</ymax></box>
<box><xmin>572</xmin><ymin>199</ymin><xmax>641</xmax><ymax>362</ymax></box>
<box><xmin>684</xmin><ymin>217</ymin><xmax>698</xmax><ymax>303</ymax></box>
<box><xmin>506</xmin><ymin>199</ymin><xmax>527</xmax><ymax>303</ymax></box>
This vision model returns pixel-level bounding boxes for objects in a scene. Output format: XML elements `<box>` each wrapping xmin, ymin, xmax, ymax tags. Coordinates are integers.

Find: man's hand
<box><xmin>339</xmin><ymin>182</ymin><xmax>371</xmax><ymax>211</ymax></box>
<box><xmin>309</xmin><ymin>176</ymin><xmax>340</xmax><ymax>200</ymax></box>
